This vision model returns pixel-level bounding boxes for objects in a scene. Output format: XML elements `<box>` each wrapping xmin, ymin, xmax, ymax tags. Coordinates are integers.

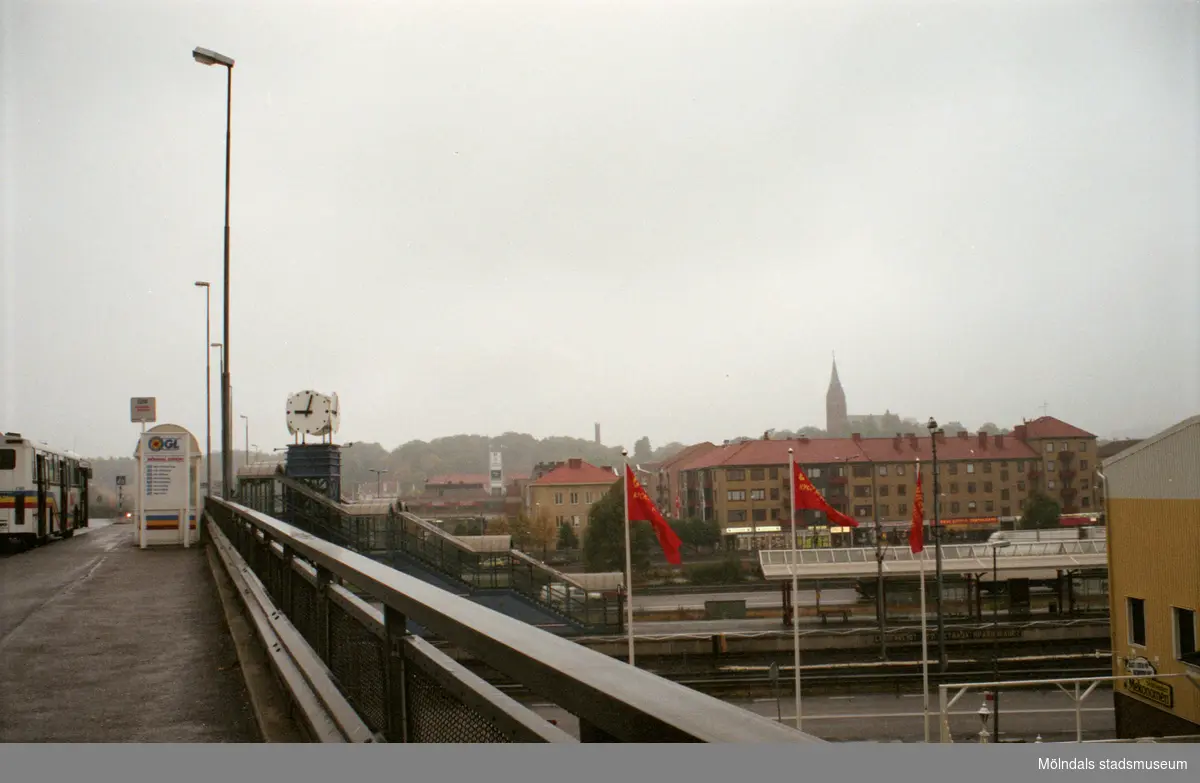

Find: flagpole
<box><xmin>917</xmin><ymin>458</ymin><xmax>930</xmax><ymax>742</ymax></box>
<box><xmin>790</xmin><ymin>447</ymin><xmax>802</xmax><ymax>732</ymax></box>
<box><xmin>622</xmin><ymin>450</ymin><xmax>635</xmax><ymax>667</ymax></box>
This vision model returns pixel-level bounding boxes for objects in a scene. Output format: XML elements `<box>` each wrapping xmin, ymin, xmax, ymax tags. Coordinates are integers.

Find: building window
<box><xmin>1082</xmin><ymin>497</ymin><xmax>1091</xmax><ymax>508</ymax></box>
<box><xmin>810</xmin><ymin>468</ymin><xmax>823</xmax><ymax>479</ymax></box>
<box><xmin>854</xmin><ymin>505</ymin><xmax>871</xmax><ymax>517</ymax></box>
<box><xmin>966</xmin><ymin>463</ymin><xmax>975</xmax><ymax>474</ymax></box>
<box><xmin>879</xmin><ymin>504</ymin><xmax>890</xmax><ymax>517</ymax></box>
<box><xmin>896</xmin><ymin>465</ymin><xmax>906</xmax><ymax>476</ymax></box>
<box><xmin>728</xmin><ymin>490</ymin><xmax>746</xmax><ymax>501</ymax></box>
<box><xmin>554</xmin><ymin>492</ymin><xmax>564</xmax><ymax>505</ymax></box>
<box><xmin>1081</xmin><ymin>479</ymin><xmax>1090</xmax><ymax>490</ymax></box>
<box><xmin>899</xmin><ymin>503</ymin><xmax>908</xmax><ymax>515</ymax></box>
<box><xmin>1000</xmin><ymin>471</ymin><xmax>1009</xmax><ymax>482</ymax></box>
<box><xmin>728</xmin><ymin>469</ymin><xmax>746</xmax><ymax>481</ymax></box>
<box><xmin>752</xmin><ymin>508</ymin><xmax>767</xmax><ymax>522</ymax></box>
<box><xmin>1128</xmin><ymin>598</ymin><xmax>1146</xmax><ymax>646</ymax></box>
<box><xmin>967</xmin><ymin>501</ymin><xmax>977</xmax><ymax>512</ymax></box>
<box><xmin>1046</xmin><ymin>443</ymin><xmax>1054</xmax><ymax>453</ymax></box>
<box><xmin>984</xmin><ymin>482</ymin><xmax>993</xmax><ymax>493</ymax></box>
<box><xmin>1047</xmin><ymin>461</ymin><xmax>1056</xmax><ymax>472</ymax></box>
<box><xmin>985</xmin><ymin>500</ymin><xmax>994</xmax><ymax>512</ymax></box>
<box><xmin>854</xmin><ymin>485</ymin><xmax>872</xmax><ymax>497</ymax></box>
<box><xmin>770</xmin><ymin>487</ymin><xmax>780</xmax><ymax>501</ymax></box>
<box><xmin>769</xmin><ymin>467</ymin><xmax>779</xmax><ymax>480</ymax></box>
<box><xmin>1017</xmin><ymin>481</ymin><xmax>1026</xmax><ymax>492</ymax></box>
<box><xmin>770</xmin><ymin>508</ymin><xmax>779</xmax><ymax>520</ymax></box>
<box><xmin>569</xmin><ymin>492</ymin><xmax>579</xmax><ymax>504</ymax></box>
<box><xmin>1080</xmin><ymin>460</ymin><xmax>1088</xmax><ymax>470</ymax></box>
<box><xmin>853</xmin><ymin>465</ymin><xmax>871</xmax><ymax>478</ymax></box>
<box><xmin>750</xmin><ymin>469</ymin><xmax>765</xmax><ymax>481</ymax></box>
<box><xmin>728</xmin><ymin>510</ymin><xmax>747</xmax><ymax>523</ymax></box>
<box><xmin>1001</xmin><ymin>506</ymin><xmax>1011</xmax><ymax>517</ymax></box>
<box><xmin>1001</xmin><ymin>489</ymin><xmax>1010</xmax><ymax>500</ymax></box>
<box><xmin>556</xmin><ymin>515</ymin><xmax>564</xmax><ymax>525</ymax></box>
<box><xmin>967</xmin><ymin>482</ymin><xmax>977</xmax><ymax>494</ymax></box>
<box><xmin>1174</xmin><ymin>607</ymin><xmax>1197</xmax><ymax>662</ymax></box>
<box><xmin>1048</xmin><ymin>480</ymin><xmax>1056</xmax><ymax>489</ymax></box>
<box><xmin>750</xmin><ymin>489</ymin><xmax>766</xmax><ymax>501</ymax></box>
<box><xmin>585</xmin><ymin>491</ymin><xmax>593</xmax><ymax>503</ymax></box>
<box><xmin>983</xmin><ymin>462</ymin><xmax>992</xmax><ymax>474</ymax></box>
<box><xmin>878</xmin><ymin>465</ymin><xmax>888</xmax><ymax>476</ymax></box>
<box><xmin>879</xmin><ymin>485</ymin><xmax>890</xmax><ymax>497</ymax></box>
<box><xmin>950</xmin><ymin>483</ymin><xmax>959</xmax><ymax>494</ymax></box>
<box><xmin>951</xmin><ymin>502</ymin><xmax>961</xmax><ymax>513</ymax></box>
<box><xmin>1078</xmin><ymin>441</ymin><xmax>1087</xmax><ymax>451</ymax></box>
<box><xmin>832</xmin><ymin>466</ymin><xmax>844</xmax><ymax>477</ymax></box>
<box><xmin>949</xmin><ymin>464</ymin><xmax>959</xmax><ymax>475</ymax></box>
<box><xmin>897</xmin><ymin>484</ymin><xmax>907</xmax><ymax>497</ymax></box>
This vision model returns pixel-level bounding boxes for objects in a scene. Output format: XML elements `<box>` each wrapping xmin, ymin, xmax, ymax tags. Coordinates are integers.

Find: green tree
<box><xmin>557</xmin><ymin>523</ymin><xmax>579</xmax><ymax>550</ymax></box>
<box><xmin>633</xmin><ymin>436</ymin><xmax>653</xmax><ymax>463</ymax></box>
<box><xmin>671</xmin><ymin>517</ymin><xmax>721</xmax><ymax>553</ymax></box>
<box><xmin>1020</xmin><ymin>491</ymin><xmax>1061</xmax><ymax>529</ymax></box>
<box><xmin>582</xmin><ymin>480</ymin><xmax>653</xmax><ymax>572</ymax></box>
<box><xmin>979</xmin><ymin>422</ymin><xmax>1001</xmax><ymax>435</ymax></box>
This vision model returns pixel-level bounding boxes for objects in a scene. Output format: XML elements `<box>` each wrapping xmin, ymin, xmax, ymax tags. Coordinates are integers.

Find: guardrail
<box><xmin>205</xmin><ymin>496</ymin><xmax>824</xmax><ymax>743</ymax></box>
<box><xmin>251</xmin><ymin>472</ymin><xmax>625</xmax><ymax>634</ymax></box>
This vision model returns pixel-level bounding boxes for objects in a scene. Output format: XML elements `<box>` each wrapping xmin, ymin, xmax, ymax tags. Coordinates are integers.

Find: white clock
<box><xmin>286</xmin><ymin>390</ymin><xmax>339</xmax><ymax>438</ymax></box>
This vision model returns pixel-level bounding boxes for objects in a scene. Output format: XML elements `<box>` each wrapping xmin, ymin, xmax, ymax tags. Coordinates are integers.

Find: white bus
<box><xmin>0</xmin><ymin>432</ymin><xmax>92</xmax><ymax>547</ymax></box>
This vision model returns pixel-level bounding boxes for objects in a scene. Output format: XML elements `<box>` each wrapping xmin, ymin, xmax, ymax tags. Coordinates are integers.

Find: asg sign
<box><xmin>147</xmin><ymin>436</ymin><xmax>182</xmax><ymax>453</ymax></box>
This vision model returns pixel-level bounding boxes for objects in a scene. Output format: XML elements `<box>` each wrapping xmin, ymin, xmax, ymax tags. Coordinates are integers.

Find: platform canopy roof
<box><xmin>758</xmin><ymin>540</ymin><xmax>1108</xmax><ymax>580</ymax></box>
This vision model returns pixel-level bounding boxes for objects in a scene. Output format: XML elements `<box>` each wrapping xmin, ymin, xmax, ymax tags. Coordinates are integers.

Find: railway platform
<box><xmin>0</xmin><ymin>519</ymin><xmax>260</xmax><ymax>742</ymax></box>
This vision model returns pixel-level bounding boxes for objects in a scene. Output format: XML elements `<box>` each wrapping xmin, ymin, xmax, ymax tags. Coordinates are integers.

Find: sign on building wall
<box><xmin>140</xmin><ymin>432</ymin><xmax>190</xmax><ymax>510</ymax></box>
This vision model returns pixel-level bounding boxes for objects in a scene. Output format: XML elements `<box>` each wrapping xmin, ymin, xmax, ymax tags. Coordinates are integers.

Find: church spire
<box><xmin>826</xmin><ymin>353</ymin><xmax>847</xmax><ymax>434</ymax></box>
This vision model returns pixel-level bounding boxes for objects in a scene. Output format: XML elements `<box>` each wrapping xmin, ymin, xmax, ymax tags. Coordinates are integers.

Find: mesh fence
<box><xmin>328</xmin><ymin>602</ymin><xmax>388</xmax><ymax>733</ymax></box>
<box><xmin>404</xmin><ymin>663</ymin><xmax>513</xmax><ymax>743</ymax></box>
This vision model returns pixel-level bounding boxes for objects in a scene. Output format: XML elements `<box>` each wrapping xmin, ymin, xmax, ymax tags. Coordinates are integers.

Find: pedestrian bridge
<box><xmin>0</xmin><ymin>501</ymin><xmax>823</xmax><ymax>743</ymax></box>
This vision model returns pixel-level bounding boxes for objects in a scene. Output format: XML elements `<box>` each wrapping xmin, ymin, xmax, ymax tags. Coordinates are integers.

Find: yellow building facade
<box><xmin>1102</xmin><ymin>415</ymin><xmax>1200</xmax><ymax>738</ymax></box>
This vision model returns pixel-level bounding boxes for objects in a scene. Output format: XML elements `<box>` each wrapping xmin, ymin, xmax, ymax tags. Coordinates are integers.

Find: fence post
<box><xmin>316</xmin><ymin>565</ymin><xmax>333</xmax><ymax>663</ymax></box>
<box><xmin>939</xmin><ymin>685</ymin><xmax>950</xmax><ymax>743</ymax></box>
<box><xmin>384</xmin><ymin>606</ymin><xmax>409</xmax><ymax>742</ymax></box>
<box><xmin>1075</xmin><ymin>681</ymin><xmax>1082</xmax><ymax>742</ymax></box>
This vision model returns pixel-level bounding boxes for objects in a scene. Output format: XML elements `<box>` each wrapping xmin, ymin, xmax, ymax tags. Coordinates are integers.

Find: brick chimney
<box><xmin>893</xmin><ymin>434</ymin><xmax>903</xmax><ymax>451</ymax></box>
<box><xmin>995</xmin><ymin>433</ymin><xmax>1005</xmax><ymax>448</ymax></box>
<box><xmin>957</xmin><ymin>431</ymin><xmax>968</xmax><ymax>440</ymax></box>
<box><xmin>1013</xmin><ymin>424</ymin><xmax>1027</xmax><ymax>441</ymax></box>
<box><xmin>907</xmin><ymin>433</ymin><xmax>918</xmax><ymax>449</ymax></box>
<box><xmin>978</xmin><ymin>431</ymin><xmax>988</xmax><ymax>449</ymax></box>
<box><xmin>568</xmin><ymin>458</ymin><xmax>582</xmax><ymax>469</ymax></box>
<box><xmin>797</xmin><ymin>436</ymin><xmax>810</xmax><ymax>445</ymax></box>
<box><xmin>852</xmin><ymin>433</ymin><xmax>862</xmax><ymax>443</ymax></box>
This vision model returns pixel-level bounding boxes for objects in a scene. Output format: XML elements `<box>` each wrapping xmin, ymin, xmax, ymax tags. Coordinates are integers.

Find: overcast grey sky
<box><xmin>2</xmin><ymin>0</ymin><xmax>1197</xmax><ymax>458</ymax></box>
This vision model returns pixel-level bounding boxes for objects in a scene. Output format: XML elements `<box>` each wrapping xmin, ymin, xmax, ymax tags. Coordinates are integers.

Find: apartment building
<box><xmin>1013</xmin><ymin>416</ymin><xmax>1102</xmax><ymax>514</ymax></box>
<box><xmin>652</xmin><ymin>442</ymin><xmax>717</xmax><ymax>516</ymax></box>
<box><xmin>1103</xmin><ymin>416</ymin><xmax>1200</xmax><ymax>738</ymax></box>
<box><xmin>524</xmin><ymin>458</ymin><xmax>619</xmax><ymax>543</ymax></box>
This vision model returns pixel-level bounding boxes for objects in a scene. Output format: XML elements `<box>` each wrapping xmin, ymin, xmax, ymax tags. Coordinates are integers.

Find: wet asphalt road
<box><xmin>0</xmin><ymin>520</ymin><xmax>258</xmax><ymax>742</ymax></box>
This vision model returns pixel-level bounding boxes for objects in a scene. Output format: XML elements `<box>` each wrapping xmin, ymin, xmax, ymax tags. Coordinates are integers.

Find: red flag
<box><xmin>626</xmin><ymin>465</ymin><xmax>683</xmax><ymax>565</ymax></box>
<box><xmin>674</xmin><ymin>494</ymin><xmax>681</xmax><ymax>516</ymax></box>
<box><xmin>910</xmin><ymin>466</ymin><xmax>925</xmax><ymax>553</ymax></box>
<box><xmin>792</xmin><ymin>461</ymin><xmax>858</xmax><ymax>528</ymax></box>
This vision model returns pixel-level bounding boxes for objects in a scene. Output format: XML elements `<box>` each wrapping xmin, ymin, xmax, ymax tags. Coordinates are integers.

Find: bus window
<box><xmin>0</xmin><ymin>449</ymin><xmax>15</xmax><ymax>470</ymax></box>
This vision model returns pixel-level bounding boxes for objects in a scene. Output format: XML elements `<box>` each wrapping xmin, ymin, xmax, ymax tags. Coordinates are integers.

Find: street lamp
<box><xmin>240</xmin><ymin>414</ymin><xmax>249</xmax><ymax>478</ymax></box>
<box><xmin>210</xmin><ymin>342</ymin><xmax>224</xmax><ymax>495</ymax></box>
<box><xmin>194</xmin><ymin>281</ymin><xmax>211</xmax><ymax>499</ymax></box>
<box><xmin>192</xmin><ymin>45</ymin><xmax>235</xmax><ymax>506</ymax></box>
<box><xmin>928</xmin><ymin>417</ymin><xmax>947</xmax><ymax>671</ymax></box>
<box><xmin>370</xmin><ymin>468</ymin><xmax>389</xmax><ymax>498</ymax></box>
<box><xmin>989</xmin><ymin>538</ymin><xmax>1012</xmax><ymax>740</ymax></box>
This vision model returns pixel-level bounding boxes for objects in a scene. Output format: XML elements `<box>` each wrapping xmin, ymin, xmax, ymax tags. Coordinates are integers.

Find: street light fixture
<box><xmin>194</xmin><ymin>281</ymin><xmax>211</xmax><ymax>499</ymax></box>
<box><xmin>988</xmin><ymin>538</ymin><xmax>1012</xmax><ymax>740</ymax></box>
<box><xmin>977</xmin><ymin>701</ymin><xmax>991</xmax><ymax>743</ymax></box>
<box><xmin>370</xmin><ymin>468</ymin><xmax>389</xmax><ymax>498</ymax></box>
<box><xmin>192</xmin><ymin>45</ymin><xmax>235</xmax><ymax>504</ymax></box>
<box><xmin>927</xmin><ymin>417</ymin><xmax>947</xmax><ymax>671</ymax></box>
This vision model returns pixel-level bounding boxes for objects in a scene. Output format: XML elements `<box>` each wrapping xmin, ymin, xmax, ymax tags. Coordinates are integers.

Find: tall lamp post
<box><xmin>240</xmin><ymin>414</ymin><xmax>249</xmax><ymax>477</ymax></box>
<box><xmin>370</xmin><ymin>468</ymin><xmax>389</xmax><ymax>498</ymax></box>
<box><xmin>194</xmin><ymin>281</ymin><xmax>211</xmax><ymax>498</ymax></box>
<box><xmin>192</xmin><ymin>45</ymin><xmax>235</xmax><ymax>503</ymax></box>
<box><xmin>928</xmin><ymin>417</ymin><xmax>947</xmax><ymax>671</ymax></box>
<box><xmin>210</xmin><ymin>342</ymin><xmax>224</xmax><ymax>494</ymax></box>
<box><xmin>989</xmin><ymin>538</ymin><xmax>1011</xmax><ymax>740</ymax></box>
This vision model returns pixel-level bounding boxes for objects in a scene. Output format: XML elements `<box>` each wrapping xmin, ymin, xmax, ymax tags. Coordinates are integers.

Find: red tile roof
<box><xmin>855</xmin><ymin>432</ymin><xmax>1039</xmax><ymax>463</ymax></box>
<box><xmin>660</xmin><ymin>442</ymin><xmax>719</xmax><ymax>471</ymax></box>
<box><xmin>1016</xmin><ymin>416</ymin><xmax>1096</xmax><ymax>439</ymax></box>
<box><xmin>724</xmin><ymin>438</ymin><xmax>869</xmax><ymax>467</ymax></box>
<box><xmin>530</xmin><ymin>459</ymin><xmax>621</xmax><ymax>486</ymax></box>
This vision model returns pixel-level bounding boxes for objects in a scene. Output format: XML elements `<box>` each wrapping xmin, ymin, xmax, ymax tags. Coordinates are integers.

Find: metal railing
<box><xmin>205</xmin><ymin>496</ymin><xmax>823</xmax><ymax>743</ymax></box>
<box><xmin>240</xmin><ymin>471</ymin><xmax>624</xmax><ymax>633</ymax></box>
